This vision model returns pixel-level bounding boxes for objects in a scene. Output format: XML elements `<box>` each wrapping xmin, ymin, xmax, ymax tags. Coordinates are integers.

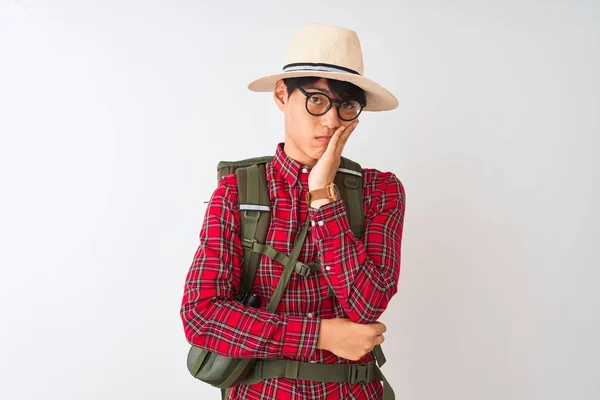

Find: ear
<box><xmin>273</xmin><ymin>80</ymin><xmax>288</xmax><ymax>112</ymax></box>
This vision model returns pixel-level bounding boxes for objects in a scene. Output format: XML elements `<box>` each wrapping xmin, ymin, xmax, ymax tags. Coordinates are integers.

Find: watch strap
<box><xmin>306</xmin><ymin>183</ymin><xmax>338</xmax><ymax>204</ymax></box>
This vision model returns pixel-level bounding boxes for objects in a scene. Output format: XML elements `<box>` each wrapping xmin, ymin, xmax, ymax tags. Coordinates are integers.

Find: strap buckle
<box><xmin>348</xmin><ymin>363</ymin><xmax>374</xmax><ymax>384</ymax></box>
<box><xmin>241</xmin><ymin>238</ymin><xmax>257</xmax><ymax>249</ymax></box>
<box><xmin>294</xmin><ymin>262</ymin><xmax>311</xmax><ymax>277</ymax></box>
<box><xmin>243</xmin><ymin>210</ymin><xmax>260</xmax><ymax>221</ymax></box>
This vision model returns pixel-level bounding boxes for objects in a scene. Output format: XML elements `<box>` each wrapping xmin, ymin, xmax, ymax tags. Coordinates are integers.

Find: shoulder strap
<box><xmin>235</xmin><ymin>163</ymin><xmax>270</xmax><ymax>297</ymax></box>
<box><xmin>217</xmin><ymin>156</ymin><xmax>274</xmax><ymax>181</ymax></box>
<box><xmin>334</xmin><ymin>157</ymin><xmax>365</xmax><ymax>239</ymax></box>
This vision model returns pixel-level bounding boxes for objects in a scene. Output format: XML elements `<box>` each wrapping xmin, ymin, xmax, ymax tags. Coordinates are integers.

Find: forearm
<box><xmin>311</xmin><ymin>217</ymin><xmax>399</xmax><ymax>323</ymax></box>
<box><xmin>308</xmin><ymin>174</ymin><xmax>405</xmax><ymax>324</ymax></box>
<box><xmin>181</xmin><ymin>294</ymin><xmax>320</xmax><ymax>359</ymax></box>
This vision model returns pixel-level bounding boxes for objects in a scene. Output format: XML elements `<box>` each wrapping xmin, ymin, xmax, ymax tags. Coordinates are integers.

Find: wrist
<box><xmin>308</xmin><ymin>183</ymin><xmax>329</xmax><ymax>193</ymax></box>
<box><xmin>307</xmin><ymin>182</ymin><xmax>340</xmax><ymax>206</ymax></box>
<box><xmin>310</xmin><ymin>198</ymin><xmax>331</xmax><ymax>209</ymax></box>
<box><xmin>316</xmin><ymin>319</ymin><xmax>330</xmax><ymax>350</ymax></box>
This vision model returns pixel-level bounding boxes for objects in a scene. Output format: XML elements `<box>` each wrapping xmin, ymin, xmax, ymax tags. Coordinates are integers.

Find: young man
<box><xmin>180</xmin><ymin>23</ymin><xmax>406</xmax><ymax>399</ymax></box>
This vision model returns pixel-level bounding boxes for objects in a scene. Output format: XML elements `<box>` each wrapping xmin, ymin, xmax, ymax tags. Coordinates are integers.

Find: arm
<box><xmin>309</xmin><ymin>171</ymin><xmax>405</xmax><ymax>324</ymax></box>
<box><xmin>180</xmin><ymin>174</ymin><xmax>320</xmax><ymax>359</ymax></box>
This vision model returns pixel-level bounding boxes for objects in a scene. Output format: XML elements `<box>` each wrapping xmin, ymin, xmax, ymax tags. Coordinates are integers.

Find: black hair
<box><xmin>283</xmin><ymin>76</ymin><xmax>367</xmax><ymax>105</ymax></box>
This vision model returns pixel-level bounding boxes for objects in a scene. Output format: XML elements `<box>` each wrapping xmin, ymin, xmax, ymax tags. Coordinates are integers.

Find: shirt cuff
<box><xmin>308</xmin><ymin>199</ymin><xmax>350</xmax><ymax>240</ymax></box>
<box><xmin>280</xmin><ymin>315</ymin><xmax>321</xmax><ymax>358</ymax></box>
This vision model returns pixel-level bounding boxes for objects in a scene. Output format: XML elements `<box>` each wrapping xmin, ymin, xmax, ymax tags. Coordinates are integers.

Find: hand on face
<box><xmin>308</xmin><ymin>119</ymin><xmax>359</xmax><ymax>192</ymax></box>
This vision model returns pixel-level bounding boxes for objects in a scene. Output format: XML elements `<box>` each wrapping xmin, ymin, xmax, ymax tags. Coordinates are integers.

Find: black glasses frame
<box><xmin>297</xmin><ymin>86</ymin><xmax>364</xmax><ymax>121</ymax></box>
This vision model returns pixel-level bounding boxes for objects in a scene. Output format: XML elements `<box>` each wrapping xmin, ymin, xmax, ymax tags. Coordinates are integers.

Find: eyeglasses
<box><xmin>297</xmin><ymin>87</ymin><xmax>364</xmax><ymax>121</ymax></box>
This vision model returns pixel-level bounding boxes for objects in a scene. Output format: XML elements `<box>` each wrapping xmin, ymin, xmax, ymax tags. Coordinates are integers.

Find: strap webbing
<box><xmin>243</xmin><ymin>359</ymin><xmax>394</xmax><ymax>399</ymax></box>
<box><xmin>244</xmin><ymin>241</ymin><xmax>312</xmax><ymax>277</ymax></box>
<box><xmin>266</xmin><ymin>218</ymin><xmax>310</xmax><ymax>312</ymax></box>
<box><xmin>237</xmin><ymin>164</ymin><xmax>270</xmax><ymax>295</ymax></box>
<box><xmin>373</xmin><ymin>344</ymin><xmax>386</xmax><ymax>366</ymax></box>
<box><xmin>335</xmin><ymin>158</ymin><xmax>364</xmax><ymax>239</ymax></box>
<box><xmin>380</xmin><ymin>369</ymin><xmax>395</xmax><ymax>400</ymax></box>
<box><xmin>345</xmin><ymin>176</ymin><xmax>364</xmax><ymax>239</ymax></box>
<box><xmin>220</xmin><ymin>387</ymin><xmax>229</xmax><ymax>400</ymax></box>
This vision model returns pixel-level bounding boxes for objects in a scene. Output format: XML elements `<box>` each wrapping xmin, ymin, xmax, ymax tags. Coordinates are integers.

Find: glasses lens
<box><xmin>306</xmin><ymin>93</ymin><xmax>330</xmax><ymax>115</ymax></box>
<box><xmin>338</xmin><ymin>100</ymin><xmax>362</xmax><ymax>121</ymax></box>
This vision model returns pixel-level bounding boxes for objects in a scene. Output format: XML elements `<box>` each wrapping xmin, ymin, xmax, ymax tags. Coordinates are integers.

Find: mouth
<box><xmin>315</xmin><ymin>136</ymin><xmax>332</xmax><ymax>143</ymax></box>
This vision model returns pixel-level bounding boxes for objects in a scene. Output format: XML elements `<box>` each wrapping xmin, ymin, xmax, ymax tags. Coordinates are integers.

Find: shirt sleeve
<box><xmin>308</xmin><ymin>171</ymin><xmax>406</xmax><ymax>324</ymax></box>
<box><xmin>180</xmin><ymin>175</ymin><xmax>321</xmax><ymax>359</ymax></box>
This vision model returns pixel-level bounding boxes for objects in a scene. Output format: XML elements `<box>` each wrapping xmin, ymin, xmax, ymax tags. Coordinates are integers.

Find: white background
<box><xmin>1</xmin><ymin>1</ymin><xmax>599</xmax><ymax>399</ymax></box>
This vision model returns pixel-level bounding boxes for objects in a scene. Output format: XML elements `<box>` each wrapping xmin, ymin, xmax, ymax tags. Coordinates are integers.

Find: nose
<box><xmin>320</xmin><ymin>104</ymin><xmax>341</xmax><ymax>131</ymax></box>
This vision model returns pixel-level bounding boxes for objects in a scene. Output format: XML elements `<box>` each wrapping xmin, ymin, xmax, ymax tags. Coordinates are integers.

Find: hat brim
<box><xmin>248</xmin><ymin>71</ymin><xmax>398</xmax><ymax>112</ymax></box>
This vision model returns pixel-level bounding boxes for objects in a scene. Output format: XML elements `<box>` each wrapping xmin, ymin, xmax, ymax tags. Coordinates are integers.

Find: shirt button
<box><xmin>325</xmin><ymin>266</ymin><xmax>331</xmax><ymax>271</ymax></box>
<box><xmin>301</xmin><ymin>167</ymin><xmax>308</xmax><ymax>173</ymax></box>
<box><xmin>311</xmin><ymin>220</ymin><xmax>316</xmax><ymax>227</ymax></box>
<box><xmin>307</xmin><ymin>312</ymin><xmax>313</xmax><ymax>318</ymax></box>
<box><xmin>317</xmin><ymin>221</ymin><xmax>324</xmax><ymax>226</ymax></box>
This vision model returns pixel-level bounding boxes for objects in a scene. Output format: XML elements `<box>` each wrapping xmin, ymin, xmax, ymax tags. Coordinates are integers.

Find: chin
<box><xmin>309</xmin><ymin>146</ymin><xmax>326</xmax><ymax>160</ymax></box>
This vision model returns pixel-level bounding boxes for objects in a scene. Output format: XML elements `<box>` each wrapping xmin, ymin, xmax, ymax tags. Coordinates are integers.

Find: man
<box><xmin>180</xmin><ymin>23</ymin><xmax>406</xmax><ymax>399</ymax></box>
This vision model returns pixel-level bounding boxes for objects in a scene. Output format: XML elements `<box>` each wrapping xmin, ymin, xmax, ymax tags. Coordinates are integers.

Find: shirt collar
<box><xmin>272</xmin><ymin>142</ymin><xmax>311</xmax><ymax>187</ymax></box>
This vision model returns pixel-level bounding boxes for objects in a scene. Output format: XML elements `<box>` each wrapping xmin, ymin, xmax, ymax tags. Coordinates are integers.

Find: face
<box><xmin>274</xmin><ymin>78</ymin><xmax>359</xmax><ymax>167</ymax></box>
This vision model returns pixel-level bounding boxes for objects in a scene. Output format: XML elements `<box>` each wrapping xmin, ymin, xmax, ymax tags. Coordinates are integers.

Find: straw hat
<box><xmin>248</xmin><ymin>23</ymin><xmax>398</xmax><ymax>112</ymax></box>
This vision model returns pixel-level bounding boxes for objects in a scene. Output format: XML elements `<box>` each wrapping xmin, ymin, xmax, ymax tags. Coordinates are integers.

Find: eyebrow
<box><xmin>303</xmin><ymin>85</ymin><xmax>338</xmax><ymax>99</ymax></box>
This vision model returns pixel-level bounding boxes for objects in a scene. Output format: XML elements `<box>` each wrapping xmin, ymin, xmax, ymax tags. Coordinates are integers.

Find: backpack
<box><xmin>186</xmin><ymin>156</ymin><xmax>394</xmax><ymax>400</ymax></box>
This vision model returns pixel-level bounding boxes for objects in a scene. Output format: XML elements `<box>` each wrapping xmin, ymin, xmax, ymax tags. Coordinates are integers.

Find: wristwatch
<box><xmin>306</xmin><ymin>182</ymin><xmax>340</xmax><ymax>204</ymax></box>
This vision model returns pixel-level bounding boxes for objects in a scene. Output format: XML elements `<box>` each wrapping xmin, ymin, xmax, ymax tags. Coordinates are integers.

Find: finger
<box><xmin>327</xmin><ymin>120</ymin><xmax>357</xmax><ymax>157</ymax></box>
<box><xmin>334</xmin><ymin>124</ymin><xmax>348</xmax><ymax>142</ymax></box>
<box><xmin>372</xmin><ymin>322</ymin><xmax>387</xmax><ymax>335</ymax></box>
<box><xmin>339</xmin><ymin>120</ymin><xmax>358</xmax><ymax>147</ymax></box>
<box><xmin>367</xmin><ymin>335</ymin><xmax>385</xmax><ymax>354</ymax></box>
<box><xmin>330</xmin><ymin>122</ymin><xmax>355</xmax><ymax>154</ymax></box>
<box><xmin>347</xmin><ymin>119</ymin><xmax>359</xmax><ymax>136</ymax></box>
<box><xmin>342</xmin><ymin>120</ymin><xmax>359</xmax><ymax>138</ymax></box>
<box><xmin>325</xmin><ymin>125</ymin><xmax>347</xmax><ymax>154</ymax></box>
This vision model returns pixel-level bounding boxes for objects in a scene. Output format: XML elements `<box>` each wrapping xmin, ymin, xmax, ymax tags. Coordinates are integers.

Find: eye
<box><xmin>309</xmin><ymin>96</ymin><xmax>324</xmax><ymax>105</ymax></box>
<box><xmin>341</xmin><ymin>101</ymin><xmax>357</xmax><ymax>110</ymax></box>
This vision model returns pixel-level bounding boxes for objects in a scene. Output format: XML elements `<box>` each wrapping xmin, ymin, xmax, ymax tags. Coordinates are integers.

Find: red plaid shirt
<box><xmin>180</xmin><ymin>143</ymin><xmax>406</xmax><ymax>399</ymax></box>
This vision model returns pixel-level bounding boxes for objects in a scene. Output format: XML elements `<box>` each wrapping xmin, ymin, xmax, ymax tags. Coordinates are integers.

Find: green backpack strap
<box><xmin>217</xmin><ymin>156</ymin><xmax>273</xmax><ymax>181</ymax></box>
<box><xmin>243</xmin><ymin>358</ymin><xmax>394</xmax><ymax>399</ymax></box>
<box><xmin>234</xmin><ymin>163</ymin><xmax>271</xmax><ymax>300</ymax></box>
<box><xmin>334</xmin><ymin>157</ymin><xmax>365</xmax><ymax>240</ymax></box>
<box><xmin>220</xmin><ymin>387</ymin><xmax>230</xmax><ymax>400</ymax></box>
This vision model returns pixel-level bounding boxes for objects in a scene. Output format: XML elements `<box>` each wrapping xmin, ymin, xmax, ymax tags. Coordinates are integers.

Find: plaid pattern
<box><xmin>180</xmin><ymin>143</ymin><xmax>406</xmax><ymax>399</ymax></box>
